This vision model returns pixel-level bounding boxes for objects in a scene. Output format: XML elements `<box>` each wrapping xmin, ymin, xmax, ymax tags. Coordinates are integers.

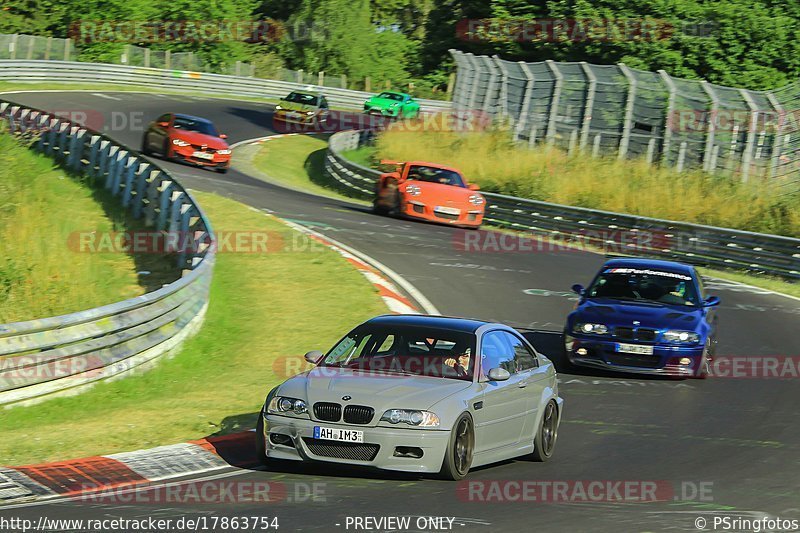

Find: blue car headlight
<box><xmin>662</xmin><ymin>330</ymin><xmax>700</xmax><ymax>344</ymax></box>
<box><xmin>574</xmin><ymin>323</ymin><xmax>609</xmax><ymax>335</ymax></box>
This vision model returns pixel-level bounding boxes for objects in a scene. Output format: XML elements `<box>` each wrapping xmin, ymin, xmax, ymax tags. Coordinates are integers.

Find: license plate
<box><xmin>192</xmin><ymin>151</ymin><xmax>214</xmax><ymax>160</ymax></box>
<box><xmin>616</xmin><ymin>343</ymin><xmax>654</xmax><ymax>355</ymax></box>
<box><xmin>435</xmin><ymin>206</ymin><xmax>460</xmax><ymax>215</ymax></box>
<box><xmin>313</xmin><ymin>426</ymin><xmax>364</xmax><ymax>443</ymax></box>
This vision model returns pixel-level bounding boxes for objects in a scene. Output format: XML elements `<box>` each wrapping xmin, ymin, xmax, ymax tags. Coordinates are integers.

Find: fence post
<box><xmin>235</xmin><ymin>61</ymin><xmax>241</xmax><ymax>77</ymax></box>
<box><xmin>9</xmin><ymin>34</ymin><xmax>18</xmax><ymax>60</ymax></box>
<box><xmin>165</xmin><ymin>50</ymin><xmax>171</xmax><ymax>70</ymax></box>
<box><xmin>26</xmin><ymin>37</ymin><xmax>35</xmax><ymax>59</ymax></box>
<box><xmin>297</xmin><ymin>69</ymin><xmax>303</xmax><ymax>83</ymax></box>
<box><xmin>491</xmin><ymin>55</ymin><xmax>509</xmax><ymax>119</ymax></box>
<box><xmin>740</xmin><ymin>89</ymin><xmax>758</xmax><ymax>182</ymax></box>
<box><xmin>579</xmin><ymin>62</ymin><xmax>596</xmax><ymax>151</ymax></box>
<box><xmin>64</xmin><ymin>38</ymin><xmax>72</xmax><ymax>61</ymax></box>
<box><xmin>700</xmin><ymin>81</ymin><xmax>718</xmax><ymax>172</ymax></box>
<box><xmin>318</xmin><ymin>71</ymin><xmax>324</xmax><ymax>87</ymax></box>
<box><xmin>143</xmin><ymin>48</ymin><xmax>150</xmax><ymax>68</ymax></box>
<box><xmin>646</xmin><ymin>138</ymin><xmax>657</xmax><ymax>163</ymax></box>
<box><xmin>514</xmin><ymin>61</ymin><xmax>535</xmax><ymax>142</ymax></box>
<box><xmin>677</xmin><ymin>142</ymin><xmax>687</xmax><ymax>172</ymax></box>
<box><xmin>592</xmin><ymin>134</ymin><xmax>602</xmax><ymax>157</ymax></box>
<box><xmin>44</xmin><ymin>36</ymin><xmax>52</xmax><ymax>60</ymax></box>
<box><xmin>465</xmin><ymin>53</ymin><xmax>483</xmax><ymax>111</ymax></box>
<box><xmin>658</xmin><ymin>70</ymin><xmax>677</xmax><ymax>165</ymax></box>
<box><xmin>545</xmin><ymin>60</ymin><xmax>563</xmax><ymax>145</ymax></box>
<box><xmin>341</xmin><ymin>74</ymin><xmax>347</xmax><ymax>89</ymax></box>
<box><xmin>365</xmin><ymin>76</ymin><xmax>371</xmax><ymax>93</ymax></box>
<box><xmin>446</xmin><ymin>73</ymin><xmax>455</xmax><ymax>99</ymax></box>
<box><xmin>766</xmin><ymin>92</ymin><xmax>785</xmax><ymax>179</ymax></box>
<box><xmin>618</xmin><ymin>63</ymin><xmax>636</xmax><ymax>159</ymax></box>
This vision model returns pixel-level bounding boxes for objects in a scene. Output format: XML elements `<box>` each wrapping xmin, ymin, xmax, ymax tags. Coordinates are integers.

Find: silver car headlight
<box><xmin>380</xmin><ymin>409</ymin><xmax>440</xmax><ymax>427</ymax></box>
<box><xmin>574</xmin><ymin>322</ymin><xmax>609</xmax><ymax>335</ymax></box>
<box><xmin>267</xmin><ymin>396</ymin><xmax>308</xmax><ymax>415</ymax></box>
<box><xmin>663</xmin><ymin>330</ymin><xmax>700</xmax><ymax>344</ymax></box>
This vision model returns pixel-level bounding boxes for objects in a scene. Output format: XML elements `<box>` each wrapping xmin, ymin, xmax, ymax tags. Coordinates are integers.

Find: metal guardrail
<box><xmin>0</xmin><ymin>98</ymin><xmax>215</xmax><ymax>406</ymax></box>
<box><xmin>0</xmin><ymin>60</ymin><xmax>451</xmax><ymax>113</ymax></box>
<box><xmin>326</xmin><ymin>129</ymin><xmax>800</xmax><ymax>280</ymax></box>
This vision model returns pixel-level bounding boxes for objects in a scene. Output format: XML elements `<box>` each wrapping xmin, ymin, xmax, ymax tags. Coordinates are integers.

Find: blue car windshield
<box><xmin>320</xmin><ymin>325</ymin><xmax>476</xmax><ymax>381</ymax></box>
<box><xmin>587</xmin><ymin>268</ymin><xmax>700</xmax><ymax>307</ymax></box>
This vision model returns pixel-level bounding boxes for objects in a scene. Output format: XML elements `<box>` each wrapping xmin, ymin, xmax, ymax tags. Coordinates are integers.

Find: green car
<box><xmin>363</xmin><ymin>91</ymin><xmax>420</xmax><ymax>119</ymax></box>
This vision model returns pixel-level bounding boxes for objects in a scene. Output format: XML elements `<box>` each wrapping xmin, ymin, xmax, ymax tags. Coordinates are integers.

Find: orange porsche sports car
<box><xmin>373</xmin><ymin>160</ymin><xmax>485</xmax><ymax>228</ymax></box>
<box><xmin>142</xmin><ymin>113</ymin><xmax>231</xmax><ymax>173</ymax></box>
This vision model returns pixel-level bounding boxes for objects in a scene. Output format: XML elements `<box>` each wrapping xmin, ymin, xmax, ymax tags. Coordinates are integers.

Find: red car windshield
<box><xmin>320</xmin><ymin>325</ymin><xmax>476</xmax><ymax>381</ymax></box>
<box><xmin>406</xmin><ymin>166</ymin><xmax>465</xmax><ymax>187</ymax></box>
<box><xmin>173</xmin><ymin>117</ymin><xmax>218</xmax><ymax>136</ymax></box>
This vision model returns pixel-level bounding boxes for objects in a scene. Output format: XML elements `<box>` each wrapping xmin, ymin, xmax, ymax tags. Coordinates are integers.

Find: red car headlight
<box><xmin>172</xmin><ymin>139</ymin><xmax>190</xmax><ymax>147</ymax></box>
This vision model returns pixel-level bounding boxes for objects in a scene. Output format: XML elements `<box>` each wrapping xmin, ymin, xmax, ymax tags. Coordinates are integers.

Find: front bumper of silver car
<box><xmin>262</xmin><ymin>413</ymin><xmax>451</xmax><ymax>473</ymax></box>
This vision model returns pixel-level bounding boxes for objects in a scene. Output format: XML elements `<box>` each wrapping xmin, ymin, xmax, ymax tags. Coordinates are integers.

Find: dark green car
<box><xmin>363</xmin><ymin>91</ymin><xmax>420</xmax><ymax>119</ymax></box>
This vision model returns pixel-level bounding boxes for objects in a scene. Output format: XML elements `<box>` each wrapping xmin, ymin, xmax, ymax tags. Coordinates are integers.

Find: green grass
<box><xmin>0</xmin><ymin>192</ymin><xmax>387</xmax><ymax>466</ymax></box>
<box><xmin>235</xmin><ymin>134</ymin><xmax>369</xmax><ymax>204</ymax></box>
<box><xmin>352</xmin><ymin>128</ymin><xmax>800</xmax><ymax>238</ymax></box>
<box><xmin>0</xmin><ymin>134</ymin><xmax>176</xmax><ymax>323</ymax></box>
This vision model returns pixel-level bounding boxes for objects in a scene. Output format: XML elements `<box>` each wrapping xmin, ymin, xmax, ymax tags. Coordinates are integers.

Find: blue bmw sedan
<box><xmin>564</xmin><ymin>258</ymin><xmax>720</xmax><ymax>378</ymax></box>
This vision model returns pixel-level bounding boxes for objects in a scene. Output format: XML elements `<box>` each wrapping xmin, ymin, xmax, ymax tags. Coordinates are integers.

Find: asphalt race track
<box><xmin>3</xmin><ymin>91</ymin><xmax>800</xmax><ymax>532</ymax></box>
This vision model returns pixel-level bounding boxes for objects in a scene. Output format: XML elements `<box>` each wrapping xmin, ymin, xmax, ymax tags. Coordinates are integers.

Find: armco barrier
<box><xmin>325</xmin><ymin>129</ymin><xmax>800</xmax><ymax>280</ymax></box>
<box><xmin>0</xmin><ymin>60</ymin><xmax>451</xmax><ymax>113</ymax></box>
<box><xmin>0</xmin><ymin>98</ymin><xmax>215</xmax><ymax>406</ymax></box>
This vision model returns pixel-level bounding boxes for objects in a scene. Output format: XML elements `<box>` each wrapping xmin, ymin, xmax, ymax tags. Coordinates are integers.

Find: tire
<box><xmin>439</xmin><ymin>413</ymin><xmax>474</xmax><ymax>480</ymax></box>
<box><xmin>255</xmin><ymin>413</ymin><xmax>269</xmax><ymax>466</ymax></box>
<box><xmin>372</xmin><ymin>199</ymin><xmax>388</xmax><ymax>215</ymax></box>
<box><xmin>531</xmin><ymin>400</ymin><xmax>559</xmax><ymax>462</ymax></box>
<box><xmin>696</xmin><ymin>339</ymin><xmax>712</xmax><ymax>379</ymax></box>
<box><xmin>162</xmin><ymin>139</ymin><xmax>171</xmax><ymax>159</ymax></box>
<box><xmin>141</xmin><ymin>133</ymin><xmax>152</xmax><ymax>155</ymax></box>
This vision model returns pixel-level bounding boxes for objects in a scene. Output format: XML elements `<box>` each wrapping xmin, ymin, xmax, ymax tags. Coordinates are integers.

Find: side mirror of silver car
<box><xmin>487</xmin><ymin>367</ymin><xmax>511</xmax><ymax>381</ymax></box>
<box><xmin>304</xmin><ymin>350</ymin><xmax>324</xmax><ymax>364</ymax></box>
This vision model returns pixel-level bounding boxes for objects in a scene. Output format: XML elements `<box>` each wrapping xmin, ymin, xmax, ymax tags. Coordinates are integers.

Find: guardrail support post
<box><xmin>740</xmin><ymin>89</ymin><xmax>759</xmax><ymax>182</ymax></box>
<box><xmin>122</xmin><ymin>156</ymin><xmax>138</xmax><ymax>206</ymax></box>
<box><xmin>700</xmin><ymin>81</ymin><xmax>719</xmax><ymax>172</ymax></box>
<box><xmin>658</xmin><ymin>70</ymin><xmax>677</xmax><ymax>165</ymax></box>
<box><xmin>618</xmin><ymin>64</ymin><xmax>637</xmax><ymax>160</ymax></box>
<box><xmin>579</xmin><ymin>62</ymin><xmax>596</xmax><ymax>151</ymax></box>
<box><xmin>545</xmin><ymin>60</ymin><xmax>563</xmax><ymax>146</ymax></box>
<box><xmin>465</xmin><ymin>53</ymin><xmax>483</xmax><ymax>111</ymax></box>
<box><xmin>158</xmin><ymin>180</ymin><xmax>175</xmax><ymax>230</ymax></box>
<box><xmin>133</xmin><ymin>164</ymin><xmax>152</xmax><ymax>219</ymax></box>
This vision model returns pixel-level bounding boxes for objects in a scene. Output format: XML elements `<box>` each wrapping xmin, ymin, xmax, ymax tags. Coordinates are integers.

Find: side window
<box><xmin>505</xmin><ymin>332</ymin><xmax>539</xmax><ymax>371</ymax></box>
<box><xmin>479</xmin><ymin>331</ymin><xmax>516</xmax><ymax>378</ymax></box>
<box><xmin>375</xmin><ymin>334</ymin><xmax>395</xmax><ymax>354</ymax></box>
<box><xmin>694</xmin><ymin>269</ymin><xmax>706</xmax><ymax>299</ymax></box>
<box><xmin>157</xmin><ymin>114</ymin><xmax>170</xmax><ymax>125</ymax></box>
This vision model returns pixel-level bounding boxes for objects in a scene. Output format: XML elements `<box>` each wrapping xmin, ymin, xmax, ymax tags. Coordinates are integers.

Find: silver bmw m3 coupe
<box><xmin>256</xmin><ymin>314</ymin><xmax>563</xmax><ymax>480</ymax></box>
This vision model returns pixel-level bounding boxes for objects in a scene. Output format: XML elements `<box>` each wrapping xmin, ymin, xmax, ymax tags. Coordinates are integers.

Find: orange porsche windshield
<box><xmin>406</xmin><ymin>165</ymin><xmax>465</xmax><ymax>187</ymax></box>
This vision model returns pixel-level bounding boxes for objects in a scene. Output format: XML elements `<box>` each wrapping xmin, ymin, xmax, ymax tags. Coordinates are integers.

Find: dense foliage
<box><xmin>1</xmin><ymin>0</ymin><xmax>798</xmax><ymax>92</ymax></box>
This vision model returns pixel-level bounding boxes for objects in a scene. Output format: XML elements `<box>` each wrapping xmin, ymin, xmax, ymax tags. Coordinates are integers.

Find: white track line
<box><xmin>91</xmin><ymin>92</ymin><xmax>122</xmax><ymax>101</ymax></box>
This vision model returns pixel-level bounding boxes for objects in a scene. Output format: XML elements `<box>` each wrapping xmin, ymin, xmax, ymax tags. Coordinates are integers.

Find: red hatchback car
<box><xmin>142</xmin><ymin>113</ymin><xmax>231</xmax><ymax>173</ymax></box>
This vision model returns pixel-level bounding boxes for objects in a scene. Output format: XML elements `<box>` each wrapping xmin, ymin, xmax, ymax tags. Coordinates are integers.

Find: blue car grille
<box><xmin>613</xmin><ymin>327</ymin><xmax>658</xmax><ymax>342</ymax></box>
